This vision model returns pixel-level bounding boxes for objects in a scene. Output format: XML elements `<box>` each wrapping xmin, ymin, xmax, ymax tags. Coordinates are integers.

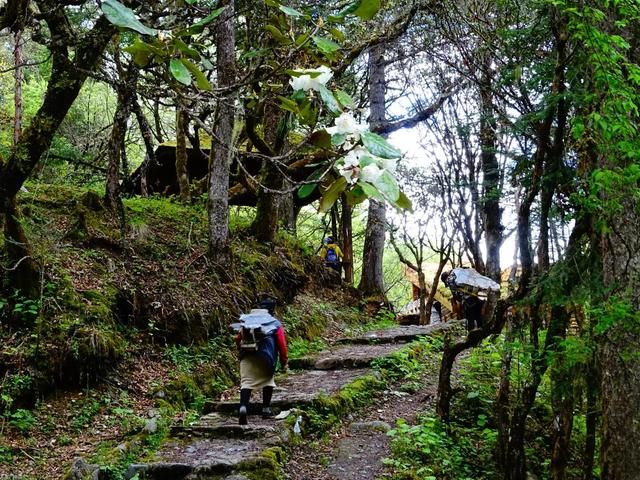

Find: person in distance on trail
<box><xmin>319</xmin><ymin>236</ymin><xmax>344</xmax><ymax>274</ymax></box>
<box><xmin>441</xmin><ymin>268</ymin><xmax>494</xmax><ymax>332</ymax></box>
<box><xmin>235</xmin><ymin>299</ymin><xmax>288</xmax><ymax>425</ymax></box>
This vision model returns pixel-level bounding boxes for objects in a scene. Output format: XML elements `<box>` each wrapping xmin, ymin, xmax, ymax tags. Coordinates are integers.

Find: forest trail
<box><xmin>119</xmin><ymin>322</ymin><xmax>457</xmax><ymax>480</ymax></box>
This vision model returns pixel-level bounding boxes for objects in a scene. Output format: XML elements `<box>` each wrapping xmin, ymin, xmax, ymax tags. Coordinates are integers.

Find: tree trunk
<box><xmin>13</xmin><ymin>29</ymin><xmax>23</xmax><ymax>147</ymax></box>
<box><xmin>278</xmin><ymin>184</ymin><xmax>297</xmax><ymax>234</ymax></box>
<box><xmin>478</xmin><ymin>55</ymin><xmax>502</xmax><ymax>281</ymax></box>
<box><xmin>0</xmin><ymin>15</ymin><xmax>115</xmax><ymax>207</ymax></box>
<box><xmin>550</xmin><ymin>313</ymin><xmax>573</xmax><ymax>480</ymax></box>
<box><xmin>131</xmin><ymin>99</ymin><xmax>156</xmax><ymax>197</ymax></box>
<box><xmin>359</xmin><ymin>43</ymin><xmax>387</xmax><ymax>298</ymax></box>
<box><xmin>208</xmin><ymin>0</ymin><xmax>236</xmax><ymax>267</ymax></box>
<box><xmin>251</xmin><ymin>103</ymin><xmax>287</xmax><ymax>243</ymax></box>
<box><xmin>104</xmin><ymin>63</ymin><xmax>138</xmax><ymax>212</ymax></box>
<box><xmin>4</xmin><ymin>198</ymin><xmax>40</xmax><ymax>297</ymax></box>
<box><xmin>418</xmin><ymin>269</ymin><xmax>428</xmax><ymax>325</ymax></box>
<box><xmin>359</xmin><ymin>199</ymin><xmax>386</xmax><ymax>296</ymax></box>
<box><xmin>597</xmin><ymin>181</ymin><xmax>640</xmax><ymax>480</ymax></box>
<box><xmin>583</xmin><ymin>361</ymin><xmax>598</xmax><ymax>480</ymax></box>
<box><xmin>341</xmin><ymin>196</ymin><xmax>354</xmax><ymax>284</ymax></box>
<box><xmin>425</xmin><ymin>257</ymin><xmax>449</xmax><ymax>320</ymax></box>
<box><xmin>496</xmin><ymin>318</ymin><xmax>514</xmax><ymax>470</ymax></box>
<box><xmin>549</xmin><ymin>383</ymin><xmax>574</xmax><ymax>480</ymax></box>
<box><xmin>176</xmin><ymin>107</ymin><xmax>191</xmax><ymax>203</ymax></box>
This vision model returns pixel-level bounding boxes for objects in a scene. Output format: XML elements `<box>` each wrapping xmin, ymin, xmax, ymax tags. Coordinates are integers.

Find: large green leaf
<box><xmin>125</xmin><ymin>40</ymin><xmax>154</xmax><ymax>67</ymax></box>
<box><xmin>392</xmin><ymin>191</ymin><xmax>413</xmax><ymax>211</ymax></box>
<box><xmin>309</xmin><ymin>130</ymin><xmax>332</xmax><ymax>149</ymax></box>
<box><xmin>297</xmin><ymin>167</ymin><xmax>325</xmax><ymax>199</ymax></box>
<box><xmin>279</xmin><ymin>5</ymin><xmax>306</xmax><ymax>17</ymax></box>
<box><xmin>335</xmin><ymin>89</ymin><xmax>355</xmax><ymax>108</ymax></box>
<box><xmin>361</xmin><ymin>131</ymin><xmax>402</xmax><ymax>159</ymax></box>
<box><xmin>319</xmin><ymin>177</ymin><xmax>348</xmax><ymax>212</ymax></box>
<box><xmin>317</xmin><ymin>84</ymin><xmax>342</xmax><ymax>114</ymax></box>
<box><xmin>102</xmin><ymin>0</ymin><xmax>157</xmax><ymax>36</ymax></box>
<box><xmin>180</xmin><ymin>58</ymin><xmax>211</xmax><ymax>91</ymax></box>
<box><xmin>265</xmin><ymin>25</ymin><xmax>290</xmax><ymax>44</ymax></box>
<box><xmin>345</xmin><ymin>185</ymin><xmax>368</xmax><ymax>206</ymax></box>
<box><xmin>312</xmin><ymin>36</ymin><xmax>341</xmax><ymax>55</ymax></box>
<box><xmin>331</xmin><ymin>133</ymin><xmax>346</xmax><ymax>146</ymax></box>
<box><xmin>358</xmin><ymin>181</ymin><xmax>384</xmax><ymax>202</ymax></box>
<box><xmin>372</xmin><ymin>170</ymin><xmax>400</xmax><ymax>202</ymax></box>
<box><xmin>174</xmin><ymin>38</ymin><xmax>200</xmax><ymax>60</ymax></box>
<box><xmin>278</xmin><ymin>96</ymin><xmax>300</xmax><ymax>114</ymax></box>
<box><xmin>354</xmin><ymin>0</ymin><xmax>380</xmax><ymax>20</ymax></box>
<box><xmin>169</xmin><ymin>58</ymin><xmax>192</xmax><ymax>85</ymax></box>
<box><xmin>337</xmin><ymin>1</ymin><xmax>361</xmax><ymax>17</ymax></box>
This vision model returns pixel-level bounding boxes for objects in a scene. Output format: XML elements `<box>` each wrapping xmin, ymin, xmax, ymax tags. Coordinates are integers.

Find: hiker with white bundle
<box><xmin>231</xmin><ymin>299</ymin><xmax>288</xmax><ymax>425</ymax></box>
<box><xmin>440</xmin><ymin>268</ymin><xmax>500</xmax><ymax>332</ymax></box>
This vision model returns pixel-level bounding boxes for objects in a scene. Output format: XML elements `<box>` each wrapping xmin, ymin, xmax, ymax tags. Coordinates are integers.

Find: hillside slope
<box><xmin>0</xmin><ymin>184</ymin><xmax>367</xmax><ymax>478</ymax></box>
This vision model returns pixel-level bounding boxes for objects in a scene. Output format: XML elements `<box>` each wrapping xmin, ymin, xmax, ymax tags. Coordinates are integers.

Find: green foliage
<box><xmin>386</xmin><ymin>415</ymin><xmax>476</xmax><ymax>480</ymax></box>
<box><xmin>8</xmin><ymin>409</ymin><xmax>37</xmax><ymax>434</ymax></box>
<box><xmin>287</xmin><ymin>337</ymin><xmax>328</xmax><ymax>360</ymax></box>
<box><xmin>101</xmin><ymin>0</ymin><xmax>158</xmax><ymax>35</ymax></box>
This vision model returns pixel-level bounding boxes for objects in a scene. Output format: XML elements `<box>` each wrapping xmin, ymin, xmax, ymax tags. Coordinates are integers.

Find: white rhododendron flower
<box><xmin>360</xmin><ymin>164</ymin><xmax>382</xmax><ymax>183</ymax></box>
<box><xmin>289</xmin><ymin>65</ymin><xmax>333</xmax><ymax>92</ymax></box>
<box><xmin>327</xmin><ymin>112</ymin><xmax>366</xmax><ymax>147</ymax></box>
<box><xmin>326</xmin><ymin>112</ymin><xmax>360</xmax><ymax>135</ymax></box>
<box><xmin>337</xmin><ymin>147</ymin><xmax>368</xmax><ymax>184</ymax></box>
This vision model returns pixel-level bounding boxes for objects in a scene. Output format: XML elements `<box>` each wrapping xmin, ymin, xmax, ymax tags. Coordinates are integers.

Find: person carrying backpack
<box><xmin>319</xmin><ymin>237</ymin><xmax>343</xmax><ymax>273</ymax></box>
<box><xmin>232</xmin><ymin>298</ymin><xmax>288</xmax><ymax>425</ymax></box>
<box><xmin>440</xmin><ymin>268</ymin><xmax>500</xmax><ymax>331</ymax></box>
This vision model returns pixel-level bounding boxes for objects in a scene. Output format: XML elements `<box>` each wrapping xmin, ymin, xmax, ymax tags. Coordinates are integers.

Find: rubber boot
<box><xmin>262</xmin><ymin>386</ymin><xmax>274</xmax><ymax>418</ymax></box>
<box><xmin>239</xmin><ymin>388</ymin><xmax>251</xmax><ymax>425</ymax></box>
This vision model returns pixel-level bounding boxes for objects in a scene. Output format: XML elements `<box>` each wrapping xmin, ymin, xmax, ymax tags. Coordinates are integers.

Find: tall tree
<box><xmin>175</xmin><ymin>106</ymin><xmax>191</xmax><ymax>203</ymax></box>
<box><xmin>207</xmin><ymin>0</ymin><xmax>236</xmax><ymax>267</ymax></box>
<box><xmin>359</xmin><ymin>44</ymin><xmax>388</xmax><ymax>298</ymax></box>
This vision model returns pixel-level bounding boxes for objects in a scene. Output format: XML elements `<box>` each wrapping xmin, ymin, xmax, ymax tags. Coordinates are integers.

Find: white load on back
<box><xmin>450</xmin><ymin>268</ymin><xmax>500</xmax><ymax>299</ymax></box>
<box><xmin>230</xmin><ymin>309</ymin><xmax>280</xmax><ymax>352</ymax></box>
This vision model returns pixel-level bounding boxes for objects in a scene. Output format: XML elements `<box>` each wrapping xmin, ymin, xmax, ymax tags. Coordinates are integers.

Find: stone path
<box><xmin>125</xmin><ymin>321</ymin><xmax>458</xmax><ymax>480</ymax></box>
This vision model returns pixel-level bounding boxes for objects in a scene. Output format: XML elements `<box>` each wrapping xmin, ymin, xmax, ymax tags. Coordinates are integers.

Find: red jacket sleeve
<box><xmin>275</xmin><ymin>326</ymin><xmax>288</xmax><ymax>365</ymax></box>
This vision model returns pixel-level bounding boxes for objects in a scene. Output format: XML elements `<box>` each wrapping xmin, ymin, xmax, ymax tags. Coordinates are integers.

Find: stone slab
<box><xmin>338</xmin><ymin>320</ymin><xmax>459</xmax><ymax>345</ymax></box>
<box><xmin>206</xmin><ymin>368</ymin><xmax>370</xmax><ymax>414</ymax></box>
<box><xmin>289</xmin><ymin>343</ymin><xmax>407</xmax><ymax>370</ymax></box>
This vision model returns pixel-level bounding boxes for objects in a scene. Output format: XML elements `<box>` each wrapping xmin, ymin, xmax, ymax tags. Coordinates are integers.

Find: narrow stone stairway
<box><xmin>124</xmin><ymin>322</ymin><xmax>456</xmax><ymax>480</ymax></box>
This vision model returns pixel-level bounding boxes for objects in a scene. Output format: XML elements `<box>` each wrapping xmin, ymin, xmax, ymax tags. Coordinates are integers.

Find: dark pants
<box><xmin>463</xmin><ymin>296</ymin><xmax>484</xmax><ymax>330</ymax></box>
<box><xmin>326</xmin><ymin>261</ymin><xmax>341</xmax><ymax>273</ymax></box>
<box><xmin>240</xmin><ymin>386</ymin><xmax>273</xmax><ymax>408</ymax></box>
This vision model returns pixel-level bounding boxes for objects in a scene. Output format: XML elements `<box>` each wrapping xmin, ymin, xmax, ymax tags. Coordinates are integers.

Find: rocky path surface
<box><xmin>283</xmin><ymin>371</ymin><xmax>439</xmax><ymax>480</ymax></box>
<box><xmin>119</xmin><ymin>322</ymin><xmax>457</xmax><ymax>480</ymax></box>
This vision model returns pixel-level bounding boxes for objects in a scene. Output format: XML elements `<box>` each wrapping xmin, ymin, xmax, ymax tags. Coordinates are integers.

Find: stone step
<box><xmin>125</xmin><ymin>436</ymin><xmax>279</xmax><ymax>479</ymax></box>
<box><xmin>338</xmin><ymin>320</ymin><xmax>458</xmax><ymax>345</ymax></box>
<box><xmin>205</xmin><ymin>368</ymin><xmax>370</xmax><ymax>414</ymax></box>
<box><xmin>289</xmin><ymin>343</ymin><xmax>407</xmax><ymax>370</ymax></box>
<box><xmin>171</xmin><ymin>413</ymin><xmax>281</xmax><ymax>439</ymax></box>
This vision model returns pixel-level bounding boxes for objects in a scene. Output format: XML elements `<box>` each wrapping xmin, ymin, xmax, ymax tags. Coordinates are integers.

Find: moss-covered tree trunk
<box><xmin>13</xmin><ymin>29</ymin><xmax>23</xmax><ymax>146</ymax></box>
<box><xmin>131</xmin><ymin>99</ymin><xmax>156</xmax><ymax>197</ymax></box>
<box><xmin>176</xmin><ymin>107</ymin><xmax>191</xmax><ymax>203</ymax></box>
<box><xmin>207</xmin><ymin>0</ymin><xmax>236</xmax><ymax>267</ymax></box>
<box><xmin>105</xmin><ymin>60</ymin><xmax>138</xmax><ymax>224</ymax></box>
<box><xmin>596</xmin><ymin>155</ymin><xmax>640</xmax><ymax>480</ymax></box>
<box><xmin>251</xmin><ymin>104</ymin><xmax>288</xmax><ymax>243</ymax></box>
